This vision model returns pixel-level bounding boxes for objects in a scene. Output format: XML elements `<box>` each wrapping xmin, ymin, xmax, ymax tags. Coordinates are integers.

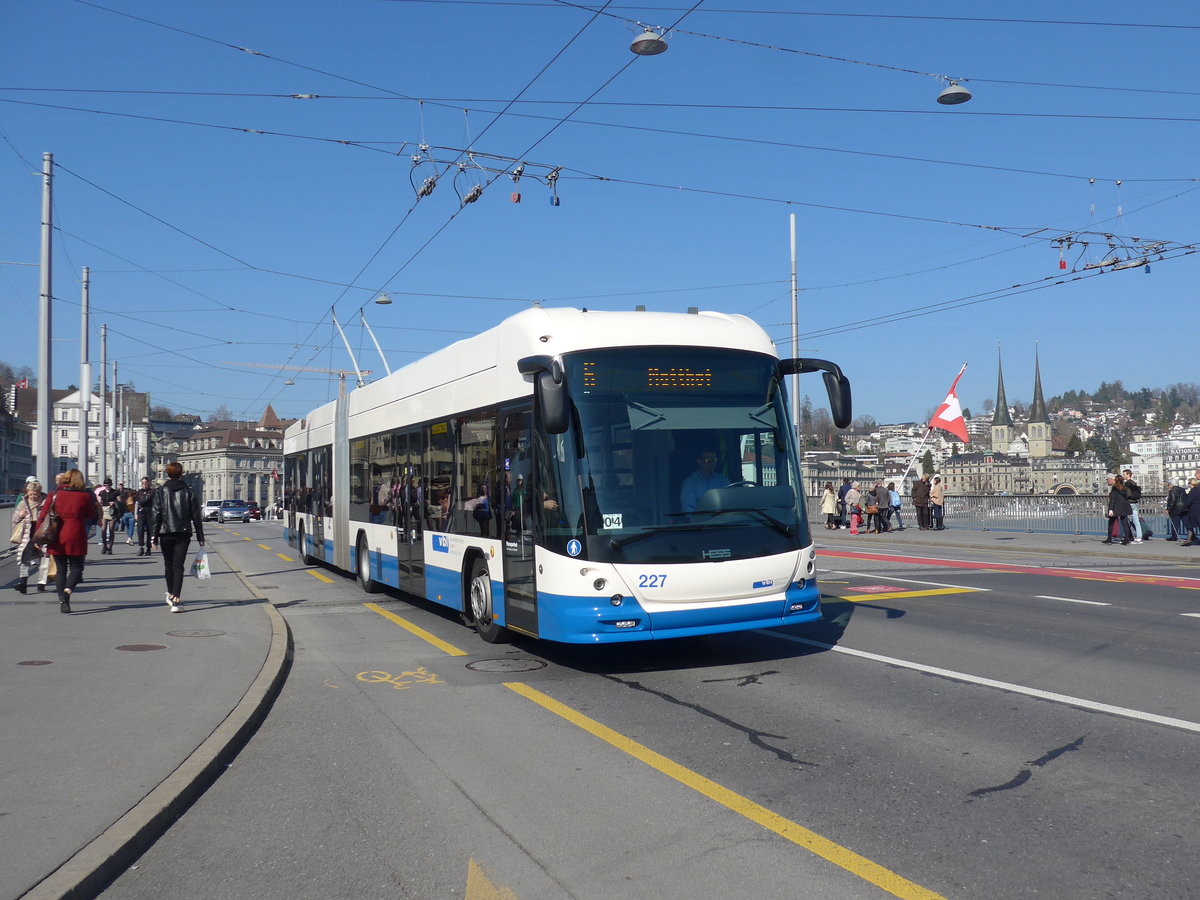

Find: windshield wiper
<box><xmin>688</xmin><ymin>507</ymin><xmax>794</xmax><ymax>538</ymax></box>
<box><xmin>609</xmin><ymin>522</ymin><xmax>749</xmax><ymax>551</ymax></box>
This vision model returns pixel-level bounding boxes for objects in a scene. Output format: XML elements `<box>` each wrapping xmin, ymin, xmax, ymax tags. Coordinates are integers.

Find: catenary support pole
<box><xmin>789</xmin><ymin>213</ymin><xmax>799</xmax><ymax>450</ymax></box>
<box><xmin>98</xmin><ymin>324</ymin><xmax>107</xmax><ymax>485</ymax></box>
<box><xmin>36</xmin><ymin>153</ymin><xmax>53</xmax><ymax>488</ymax></box>
<box><xmin>79</xmin><ymin>268</ymin><xmax>90</xmax><ymax>482</ymax></box>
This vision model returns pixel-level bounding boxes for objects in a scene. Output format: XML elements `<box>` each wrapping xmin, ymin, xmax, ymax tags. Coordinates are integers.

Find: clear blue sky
<box><xmin>2</xmin><ymin>1</ymin><xmax>1196</xmax><ymax>425</ymax></box>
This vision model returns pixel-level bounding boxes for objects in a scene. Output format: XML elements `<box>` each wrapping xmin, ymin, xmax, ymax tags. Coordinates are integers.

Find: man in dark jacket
<box><xmin>912</xmin><ymin>475</ymin><xmax>933</xmax><ymax>530</ymax></box>
<box><xmin>151</xmin><ymin>462</ymin><xmax>205</xmax><ymax>612</ymax></box>
<box><xmin>133</xmin><ymin>476</ymin><xmax>156</xmax><ymax>556</ymax></box>
<box><xmin>96</xmin><ymin>477</ymin><xmax>120</xmax><ymax>554</ymax></box>
<box><xmin>1179</xmin><ymin>477</ymin><xmax>1200</xmax><ymax>547</ymax></box>
<box><xmin>836</xmin><ymin>478</ymin><xmax>852</xmax><ymax>529</ymax></box>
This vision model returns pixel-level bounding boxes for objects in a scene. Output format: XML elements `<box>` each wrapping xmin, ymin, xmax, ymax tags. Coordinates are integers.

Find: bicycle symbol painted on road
<box><xmin>356</xmin><ymin>667</ymin><xmax>445</xmax><ymax>690</ymax></box>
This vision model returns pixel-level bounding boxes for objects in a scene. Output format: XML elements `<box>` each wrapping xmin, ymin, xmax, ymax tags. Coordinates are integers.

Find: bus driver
<box><xmin>680</xmin><ymin>449</ymin><xmax>729</xmax><ymax>513</ymax></box>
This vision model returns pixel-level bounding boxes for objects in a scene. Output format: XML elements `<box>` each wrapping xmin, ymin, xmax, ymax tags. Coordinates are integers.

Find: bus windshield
<box><xmin>541</xmin><ymin>346</ymin><xmax>809</xmax><ymax>564</ymax></box>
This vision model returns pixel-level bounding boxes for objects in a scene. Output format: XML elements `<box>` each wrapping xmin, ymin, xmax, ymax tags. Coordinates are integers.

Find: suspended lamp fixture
<box><xmin>937</xmin><ymin>80</ymin><xmax>972</xmax><ymax>105</ymax></box>
<box><xmin>630</xmin><ymin>27</ymin><xmax>668</xmax><ymax>56</ymax></box>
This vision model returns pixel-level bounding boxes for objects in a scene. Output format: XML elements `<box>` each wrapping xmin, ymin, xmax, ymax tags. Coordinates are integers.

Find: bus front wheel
<box><xmin>468</xmin><ymin>560</ymin><xmax>509</xmax><ymax>644</ymax></box>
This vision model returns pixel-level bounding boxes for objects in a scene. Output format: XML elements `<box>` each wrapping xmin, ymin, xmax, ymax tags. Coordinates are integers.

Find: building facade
<box><xmin>10</xmin><ymin>386</ymin><xmax>150</xmax><ymax>485</ymax></box>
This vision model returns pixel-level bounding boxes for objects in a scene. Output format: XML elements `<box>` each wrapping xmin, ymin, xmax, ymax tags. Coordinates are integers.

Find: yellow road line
<box><xmin>229</xmin><ymin>531</ymin><xmax>240</xmax><ymax>536</ymax></box>
<box><xmin>258</xmin><ymin>543</ymin><xmax>272</xmax><ymax>550</ymax></box>
<box><xmin>835</xmin><ymin>587</ymin><xmax>977</xmax><ymax>602</ymax></box>
<box><xmin>243</xmin><ymin>537</ymin><xmax>254</xmax><ymax>541</ymax></box>
<box><xmin>305</xmin><ymin>569</ymin><xmax>335</xmax><ymax>583</ymax></box>
<box><xmin>365</xmin><ymin>602</ymin><xmax>468</xmax><ymax>657</ymax></box>
<box><xmin>505</xmin><ymin>682</ymin><xmax>944</xmax><ymax>900</ymax></box>
<box><xmin>276</xmin><ymin>553</ymin><xmax>294</xmax><ymax>562</ymax></box>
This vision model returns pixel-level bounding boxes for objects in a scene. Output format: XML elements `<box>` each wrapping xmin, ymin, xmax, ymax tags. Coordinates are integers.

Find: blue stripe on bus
<box><xmin>535</xmin><ymin>582</ymin><xmax>821</xmax><ymax>643</ymax></box>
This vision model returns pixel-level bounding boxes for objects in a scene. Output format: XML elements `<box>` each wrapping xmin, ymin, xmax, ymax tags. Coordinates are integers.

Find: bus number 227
<box><xmin>639</xmin><ymin>574</ymin><xmax>667</xmax><ymax>588</ymax></box>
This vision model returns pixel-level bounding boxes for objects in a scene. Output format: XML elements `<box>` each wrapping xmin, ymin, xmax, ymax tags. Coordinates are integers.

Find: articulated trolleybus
<box><xmin>283</xmin><ymin>307</ymin><xmax>850</xmax><ymax>645</ymax></box>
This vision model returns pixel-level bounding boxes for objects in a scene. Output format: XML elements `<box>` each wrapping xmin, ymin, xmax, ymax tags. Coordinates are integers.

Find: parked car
<box><xmin>203</xmin><ymin>499</ymin><xmax>224</xmax><ymax>521</ymax></box>
<box><xmin>246</xmin><ymin>501</ymin><xmax>262</xmax><ymax>521</ymax></box>
<box><xmin>218</xmin><ymin>499</ymin><xmax>251</xmax><ymax>523</ymax></box>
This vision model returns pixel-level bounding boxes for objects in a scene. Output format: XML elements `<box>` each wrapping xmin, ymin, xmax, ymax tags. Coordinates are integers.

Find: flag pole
<box><xmin>900</xmin><ymin>427</ymin><xmax>934</xmax><ymax>489</ymax></box>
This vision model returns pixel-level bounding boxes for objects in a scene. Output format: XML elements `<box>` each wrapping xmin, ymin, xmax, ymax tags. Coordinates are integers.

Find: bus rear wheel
<box><xmin>357</xmin><ymin>536</ymin><xmax>381</xmax><ymax>594</ymax></box>
<box><xmin>297</xmin><ymin>522</ymin><xmax>315</xmax><ymax>566</ymax></box>
<box><xmin>468</xmin><ymin>559</ymin><xmax>509</xmax><ymax>644</ymax></box>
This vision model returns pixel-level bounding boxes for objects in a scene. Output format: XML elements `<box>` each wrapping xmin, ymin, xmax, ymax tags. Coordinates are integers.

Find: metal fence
<box><xmin>806</xmin><ymin>493</ymin><xmax>1177</xmax><ymax>537</ymax></box>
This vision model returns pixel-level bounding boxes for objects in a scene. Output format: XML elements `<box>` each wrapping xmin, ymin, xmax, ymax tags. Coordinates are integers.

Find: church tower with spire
<box><xmin>990</xmin><ymin>349</ymin><xmax>1014</xmax><ymax>452</ymax></box>
<box><xmin>1027</xmin><ymin>346</ymin><xmax>1053</xmax><ymax>458</ymax></box>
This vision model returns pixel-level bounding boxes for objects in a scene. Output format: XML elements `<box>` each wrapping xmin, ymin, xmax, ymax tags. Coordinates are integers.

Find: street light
<box><xmin>374</xmin><ymin>293</ymin><xmax>393</xmax><ymax>305</ymax></box>
<box><xmin>937</xmin><ymin>81</ymin><xmax>972</xmax><ymax>105</ymax></box>
<box><xmin>630</xmin><ymin>27</ymin><xmax>668</xmax><ymax>56</ymax></box>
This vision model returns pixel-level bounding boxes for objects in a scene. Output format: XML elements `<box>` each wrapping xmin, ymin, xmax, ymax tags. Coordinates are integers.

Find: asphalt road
<box><xmin>100</xmin><ymin>525</ymin><xmax>1200</xmax><ymax>899</ymax></box>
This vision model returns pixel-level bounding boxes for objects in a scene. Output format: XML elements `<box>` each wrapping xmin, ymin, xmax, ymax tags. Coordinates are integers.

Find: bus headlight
<box><xmin>610</xmin><ymin>595</ymin><xmax>623</xmax><ymax>607</ymax></box>
<box><xmin>593</xmin><ymin>578</ymin><xmax>607</xmax><ymax>591</ymax></box>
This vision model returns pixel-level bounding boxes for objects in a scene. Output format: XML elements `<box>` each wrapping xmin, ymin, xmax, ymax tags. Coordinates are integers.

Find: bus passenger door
<box><xmin>407</xmin><ymin>429</ymin><xmax>426</xmax><ymax>595</ymax></box>
<box><xmin>501</xmin><ymin>407</ymin><xmax>537</xmax><ymax>636</ymax></box>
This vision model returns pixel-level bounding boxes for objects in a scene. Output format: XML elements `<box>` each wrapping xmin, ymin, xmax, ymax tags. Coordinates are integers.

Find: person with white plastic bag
<box><xmin>150</xmin><ymin>462</ymin><xmax>205</xmax><ymax>613</ymax></box>
<box><xmin>10</xmin><ymin>477</ymin><xmax>48</xmax><ymax>594</ymax></box>
<box><xmin>192</xmin><ymin>548</ymin><xmax>212</xmax><ymax>585</ymax></box>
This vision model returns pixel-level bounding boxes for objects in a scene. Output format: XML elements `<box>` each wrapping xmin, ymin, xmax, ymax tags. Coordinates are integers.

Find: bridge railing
<box><xmin>806</xmin><ymin>493</ymin><xmax>1175</xmax><ymax>537</ymax></box>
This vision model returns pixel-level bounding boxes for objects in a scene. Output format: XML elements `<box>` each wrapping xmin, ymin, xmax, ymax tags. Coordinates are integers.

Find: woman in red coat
<box><xmin>34</xmin><ymin>468</ymin><xmax>101</xmax><ymax>613</ymax></box>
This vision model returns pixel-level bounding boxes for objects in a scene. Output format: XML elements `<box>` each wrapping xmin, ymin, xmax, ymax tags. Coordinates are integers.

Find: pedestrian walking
<box><xmin>1164</xmin><ymin>479</ymin><xmax>1186</xmax><ymax>541</ymax></box>
<box><xmin>1121</xmin><ymin>469</ymin><xmax>1146</xmax><ymax>542</ymax></box>
<box><xmin>887</xmin><ymin>481</ymin><xmax>904</xmax><ymax>530</ymax></box>
<box><xmin>837</xmin><ymin>478</ymin><xmax>852</xmax><ymax>528</ymax></box>
<box><xmin>150</xmin><ymin>461</ymin><xmax>205</xmax><ymax>612</ymax></box>
<box><xmin>10</xmin><ymin>477</ymin><xmax>49</xmax><ymax>594</ymax></box>
<box><xmin>930</xmin><ymin>476</ymin><xmax>946</xmax><ymax>530</ymax></box>
<box><xmin>1179</xmin><ymin>477</ymin><xmax>1200</xmax><ymax>547</ymax></box>
<box><xmin>33</xmin><ymin>469</ymin><xmax>101</xmax><ymax>613</ymax></box>
<box><xmin>133</xmin><ymin>476</ymin><xmax>156</xmax><ymax>556</ymax></box>
<box><xmin>912</xmin><ymin>474</ymin><xmax>933</xmax><ymax>530</ymax></box>
<box><xmin>96</xmin><ymin>477</ymin><xmax>120</xmax><ymax>554</ymax></box>
<box><xmin>1102</xmin><ymin>474</ymin><xmax>1133</xmax><ymax>546</ymax></box>
<box><xmin>845</xmin><ymin>482</ymin><xmax>863</xmax><ymax>535</ymax></box>
<box><xmin>819</xmin><ymin>482</ymin><xmax>839</xmax><ymax>529</ymax></box>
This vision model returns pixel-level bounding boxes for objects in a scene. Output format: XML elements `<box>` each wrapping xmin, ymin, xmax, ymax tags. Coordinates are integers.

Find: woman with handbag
<box><xmin>32</xmin><ymin>469</ymin><xmax>101</xmax><ymax>613</ymax></box>
<box><xmin>150</xmin><ymin>461</ymin><xmax>205</xmax><ymax>613</ymax></box>
<box><xmin>10</xmin><ymin>477</ymin><xmax>49</xmax><ymax>594</ymax></box>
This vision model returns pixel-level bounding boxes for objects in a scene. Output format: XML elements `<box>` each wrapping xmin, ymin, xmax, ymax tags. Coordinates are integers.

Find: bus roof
<box><xmin>286</xmin><ymin>307</ymin><xmax>778</xmax><ymax>442</ymax></box>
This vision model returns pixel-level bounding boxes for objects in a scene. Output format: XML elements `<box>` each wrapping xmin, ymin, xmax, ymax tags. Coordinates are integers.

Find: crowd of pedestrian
<box><xmin>818</xmin><ymin>470</ymin><xmax>1200</xmax><ymax>546</ymax></box>
<box><xmin>9</xmin><ymin>463</ymin><xmax>210</xmax><ymax>614</ymax></box>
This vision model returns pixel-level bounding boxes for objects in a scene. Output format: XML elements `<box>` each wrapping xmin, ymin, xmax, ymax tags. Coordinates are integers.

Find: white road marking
<box><xmin>761</xmin><ymin>631</ymin><xmax>1200</xmax><ymax>735</ymax></box>
<box><xmin>825</xmin><ymin>569</ymin><xmax>991</xmax><ymax>592</ymax></box>
<box><xmin>1182</xmin><ymin>613</ymin><xmax>1200</xmax><ymax>619</ymax></box>
<box><xmin>1035</xmin><ymin>594</ymin><xmax>1111</xmax><ymax>607</ymax></box>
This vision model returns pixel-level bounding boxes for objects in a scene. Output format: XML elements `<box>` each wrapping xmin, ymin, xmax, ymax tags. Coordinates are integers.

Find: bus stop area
<box><xmin>0</xmin><ymin>543</ymin><xmax>289</xmax><ymax>900</ymax></box>
<box><xmin>1</xmin><ymin>523</ymin><xmax>1190</xmax><ymax>897</ymax></box>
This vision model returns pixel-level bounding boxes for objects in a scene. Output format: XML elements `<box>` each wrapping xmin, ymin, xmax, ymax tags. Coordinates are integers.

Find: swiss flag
<box><xmin>16</xmin><ymin>377</ymin><xmax>29</xmax><ymax>389</ymax></box>
<box><xmin>929</xmin><ymin>364</ymin><xmax>970</xmax><ymax>443</ymax></box>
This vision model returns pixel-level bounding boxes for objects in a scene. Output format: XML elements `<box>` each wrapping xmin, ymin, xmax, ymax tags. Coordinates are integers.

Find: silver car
<box><xmin>218</xmin><ymin>500</ymin><xmax>251</xmax><ymax>523</ymax></box>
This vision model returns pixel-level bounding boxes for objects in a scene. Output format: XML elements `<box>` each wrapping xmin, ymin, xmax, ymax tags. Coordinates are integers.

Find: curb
<box><xmin>22</xmin><ymin>551</ymin><xmax>293</xmax><ymax>900</ymax></box>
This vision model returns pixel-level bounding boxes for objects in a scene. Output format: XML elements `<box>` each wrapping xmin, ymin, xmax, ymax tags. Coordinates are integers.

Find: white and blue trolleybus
<box><xmin>283</xmin><ymin>307</ymin><xmax>850</xmax><ymax>644</ymax></box>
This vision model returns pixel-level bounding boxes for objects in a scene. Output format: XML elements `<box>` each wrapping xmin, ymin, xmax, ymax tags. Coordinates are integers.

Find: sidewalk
<box><xmin>815</xmin><ymin>522</ymin><xmax>1196</xmax><ymax>565</ymax></box>
<box><xmin>0</xmin><ymin>540</ymin><xmax>289</xmax><ymax>900</ymax></box>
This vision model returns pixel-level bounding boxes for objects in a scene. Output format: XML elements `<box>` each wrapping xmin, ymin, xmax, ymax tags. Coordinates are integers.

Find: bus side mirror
<box><xmin>518</xmin><ymin>355</ymin><xmax>569</xmax><ymax>435</ymax></box>
<box><xmin>779</xmin><ymin>357</ymin><xmax>853</xmax><ymax>429</ymax></box>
